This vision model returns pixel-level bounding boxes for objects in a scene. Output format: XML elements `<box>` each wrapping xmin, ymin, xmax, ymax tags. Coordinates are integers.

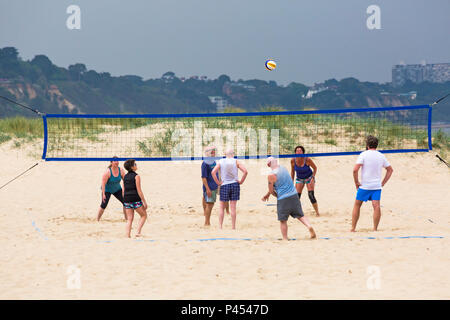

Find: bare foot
<box><xmin>350</xmin><ymin>229</ymin><xmax>356</xmax><ymax>232</ymax></box>
<box><xmin>135</xmin><ymin>233</ymin><xmax>143</xmax><ymax>238</ymax></box>
<box><xmin>309</xmin><ymin>227</ymin><xmax>316</xmax><ymax>239</ymax></box>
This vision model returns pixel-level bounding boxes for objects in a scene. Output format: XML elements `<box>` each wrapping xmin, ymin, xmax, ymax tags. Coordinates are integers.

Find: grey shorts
<box><xmin>277</xmin><ymin>194</ymin><xmax>304</xmax><ymax>221</ymax></box>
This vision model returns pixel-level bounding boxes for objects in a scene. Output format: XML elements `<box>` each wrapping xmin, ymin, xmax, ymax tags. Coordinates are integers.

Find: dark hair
<box><xmin>108</xmin><ymin>156</ymin><xmax>119</xmax><ymax>168</ymax></box>
<box><xmin>366</xmin><ymin>136</ymin><xmax>378</xmax><ymax>149</ymax></box>
<box><xmin>124</xmin><ymin>159</ymin><xmax>136</xmax><ymax>172</ymax></box>
<box><xmin>294</xmin><ymin>145</ymin><xmax>305</xmax><ymax>153</ymax></box>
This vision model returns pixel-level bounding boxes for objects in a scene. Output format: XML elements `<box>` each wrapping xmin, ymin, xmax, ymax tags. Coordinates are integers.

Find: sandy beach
<box><xmin>0</xmin><ymin>141</ymin><xmax>449</xmax><ymax>299</ymax></box>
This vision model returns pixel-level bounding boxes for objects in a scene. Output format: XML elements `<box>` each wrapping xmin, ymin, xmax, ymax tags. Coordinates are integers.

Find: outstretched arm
<box><xmin>262</xmin><ymin>173</ymin><xmax>277</xmax><ymax>201</ymax></box>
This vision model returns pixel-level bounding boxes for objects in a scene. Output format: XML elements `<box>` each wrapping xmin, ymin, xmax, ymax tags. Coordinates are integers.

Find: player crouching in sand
<box><xmin>262</xmin><ymin>157</ymin><xmax>316</xmax><ymax>240</ymax></box>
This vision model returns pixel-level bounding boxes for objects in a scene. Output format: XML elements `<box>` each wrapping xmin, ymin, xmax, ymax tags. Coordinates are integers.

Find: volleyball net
<box><xmin>42</xmin><ymin>105</ymin><xmax>432</xmax><ymax>161</ymax></box>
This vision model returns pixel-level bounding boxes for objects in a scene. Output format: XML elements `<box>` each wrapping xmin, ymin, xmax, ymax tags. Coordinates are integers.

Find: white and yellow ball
<box><xmin>265</xmin><ymin>59</ymin><xmax>276</xmax><ymax>71</ymax></box>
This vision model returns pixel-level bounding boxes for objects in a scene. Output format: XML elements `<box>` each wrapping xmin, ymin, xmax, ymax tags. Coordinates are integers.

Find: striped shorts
<box><xmin>219</xmin><ymin>182</ymin><xmax>240</xmax><ymax>201</ymax></box>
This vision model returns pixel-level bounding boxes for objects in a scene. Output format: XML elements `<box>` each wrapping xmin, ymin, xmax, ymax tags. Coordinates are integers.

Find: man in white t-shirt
<box><xmin>211</xmin><ymin>148</ymin><xmax>248</xmax><ymax>229</ymax></box>
<box><xmin>351</xmin><ymin>136</ymin><xmax>394</xmax><ymax>232</ymax></box>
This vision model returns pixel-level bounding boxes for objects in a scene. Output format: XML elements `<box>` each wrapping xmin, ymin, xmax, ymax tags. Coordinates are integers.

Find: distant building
<box><xmin>208</xmin><ymin>96</ymin><xmax>229</xmax><ymax>112</ymax></box>
<box><xmin>392</xmin><ymin>62</ymin><xmax>450</xmax><ymax>87</ymax></box>
<box><xmin>225</xmin><ymin>81</ymin><xmax>256</xmax><ymax>92</ymax></box>
<box><xmin>302</xmin><ymin>83</ymin><xmax>328</xmax><ymax>99</ymax></box>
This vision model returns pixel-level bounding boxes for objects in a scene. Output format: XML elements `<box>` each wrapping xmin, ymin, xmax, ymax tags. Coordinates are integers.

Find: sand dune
<box><xmin>0</xmin><ymin>143</ymin><xmax>449</xmax><ymax>299</ymax></box>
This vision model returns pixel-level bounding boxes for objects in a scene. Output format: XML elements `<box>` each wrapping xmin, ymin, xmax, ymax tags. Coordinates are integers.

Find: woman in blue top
<box><xmin>290</xmin><ymin>146</ymin><xmax>320</xmax><ymax>216</ymax></box>
<box><xmin>97</xmin><ymin>156</ymin><xmax>126</xmax><ymax>221</ymax></box>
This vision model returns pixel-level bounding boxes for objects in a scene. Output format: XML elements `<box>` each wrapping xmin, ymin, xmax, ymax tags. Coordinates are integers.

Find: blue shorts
<box><xmin>356</xmin><ymin>188</ymin><xmax>381</xmax><ymax>202</ymax></box>
<box><xmin>220</xmin><ymin>182</ymin><xmax>240</xmax><ymax>201</ymax></box>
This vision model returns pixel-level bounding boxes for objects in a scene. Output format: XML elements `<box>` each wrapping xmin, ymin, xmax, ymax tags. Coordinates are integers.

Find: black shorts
<box><xmin>100</xmin><ymin>189</ymin><xmax>124</xmax><ymax>209</ymax></box>
<box><xmin>277</xmin><ymin>194</ymin><xmax>304</xmax><ymax>221</ymax></box>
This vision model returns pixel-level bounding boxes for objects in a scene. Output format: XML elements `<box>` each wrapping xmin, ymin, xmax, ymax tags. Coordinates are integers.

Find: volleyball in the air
<box><xmin>265</xmin><ymin>59</ymin><xmax>276</xmax><ymax>71</ymax></box>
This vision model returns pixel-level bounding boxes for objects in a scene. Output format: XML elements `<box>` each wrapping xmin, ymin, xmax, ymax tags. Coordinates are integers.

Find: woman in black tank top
<box><xmin>123</xmin><ymin>159</ymin><xmax>148</xmax><ymax>238</ymax></box>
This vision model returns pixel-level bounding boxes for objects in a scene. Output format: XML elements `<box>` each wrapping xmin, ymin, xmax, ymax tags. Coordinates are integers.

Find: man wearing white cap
<box><xmin>262</xmin><ymin>157</ymin><xmax>316</xmax><ymax>240</ymax></box>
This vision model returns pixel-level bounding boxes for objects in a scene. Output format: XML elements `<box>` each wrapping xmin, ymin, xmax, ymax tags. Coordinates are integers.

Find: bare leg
<box><xmin>219</xmin><ymin>201</ymin><xmax>225</xmax><ymax>229</ymax></box>
<box><xmin>229</xmin><ymin>200</ymin><xmax>237</xmax><ymax>229</ymax></box>
<box><xmin>122</xmin><ymin>206</ymin><xmax>127</xmax><ymax>221</ymax></box>
<box><xmin>307</xmin><ymin>181</ymin><xmax>320</xmax><ymax>216</ymax></box>
<box><xmin>125</xmin><ymin>209</ymin><xmax>134</xmax><ymax>238</ymax></box>
<box><xmin>204</xmin><ymin>203</ymin><xmax>214</xmax><ymax>226</ymax></box>
<box><xmin>97</xmin><ymin>207</ymin><xmax>105</xmax><ymax>221</ymax></box>
<box><xmin>372</xmin><ymin>200</ymin><xmax>381</xmax><ymax>231</ymax></box>
<box><xmin>295</xmin><ymin>182</ymin><xmax>305</xmax><ymax>196</ymax></box>
<box><xmin>280</xmin><ymin>221</ymin><xmax>288</xmax><ymax>240</ymax></box>
<box><xmin>297</xmin><ymin>216</ymin><xmax>316</xmax><ymax>238</ymax></box>
<box><xmin>202</xmin><ymin>197</ymin><xmax>206</xmax><ymax>213</ymax></box>
<box><xmin>351</xmin><ymin>200</ymin><xmax>363</xmax><ymax>232</ymax></box>
<box><xmin>312</xmin><ymin>203</ymin><xmax>320</xmax><ymax>216</ymax></box>
<box><xmin>135</xmin><ymin>206</ymin><xmax>147</xmax><ymax>236</ymax></box>
<box><xmin>225</xmin><ymin>201</ymin><xmax>230</xmax><ymax>215</ymax></box>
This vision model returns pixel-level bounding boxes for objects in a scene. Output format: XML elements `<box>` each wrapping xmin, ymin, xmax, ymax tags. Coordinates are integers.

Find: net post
<box><xmin>427</xmin><ymin>105</ymin><xmax>433</xmax><ymax>151</ymax></box>
<box><xmin>42</xmin><ymin>115</ymin><xmax>48</xmax><ymax>160</ymax></box>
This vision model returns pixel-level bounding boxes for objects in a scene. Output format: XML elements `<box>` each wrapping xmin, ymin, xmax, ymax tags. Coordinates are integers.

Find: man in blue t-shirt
<box><xmin>201</xmin><ymin>146</ymin><xmax>219</xmax><ymax>226</ymax></box>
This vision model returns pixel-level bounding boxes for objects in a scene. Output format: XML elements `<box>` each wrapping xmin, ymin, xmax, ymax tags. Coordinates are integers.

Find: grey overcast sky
<box><xmin>0</xmin><ymin>0</ymin><xmax>449</xmax><ymax>85</ymax></box>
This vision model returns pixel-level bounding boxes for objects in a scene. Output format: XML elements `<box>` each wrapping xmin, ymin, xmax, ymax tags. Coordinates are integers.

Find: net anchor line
<box><xmin>0</xmin><ymin>162</ymin><xmax>40</xmax><ymax>191</ymax></box>
<box><xmin>436</xmin><ymin>154</ymin><xmax>450</xmax><ymax>168</ymax></box>
<box><xmin>0</xmin><ymin>95</ymin><xmax>46</xmax><ymax>116</ymax></box>
<box><xmin>430</xmin><ymin>93</ymin><xmax>450</xmax><ymax>107</ymax></box>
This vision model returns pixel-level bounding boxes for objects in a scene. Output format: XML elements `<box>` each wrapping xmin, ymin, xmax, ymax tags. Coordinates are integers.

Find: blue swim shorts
<box><xmin>356</xmin><ymin>188</ymin><xmax>381</xmax><ymax>202</ymax></box>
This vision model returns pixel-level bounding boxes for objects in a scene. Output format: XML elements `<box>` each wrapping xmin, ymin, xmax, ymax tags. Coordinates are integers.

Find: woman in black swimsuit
<box><xmin>123</xmin><ymin>159</ymin><xmax>148</xmax><ymax>238</ymax></box>
<box><xmin>290</xmin><ymin>146</ymin><xmax>320</xmax><ymax>216</ymax></box>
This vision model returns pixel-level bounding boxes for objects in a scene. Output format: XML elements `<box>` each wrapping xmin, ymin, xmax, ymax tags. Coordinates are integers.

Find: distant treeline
<box><xmin>0</xmin><ymin>46</ymin><xmax>449</xmax><ymax>122</ymax></box>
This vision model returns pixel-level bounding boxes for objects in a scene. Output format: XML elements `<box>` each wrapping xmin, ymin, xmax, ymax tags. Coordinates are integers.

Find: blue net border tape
<box><xmin>45</xmin><ymin>104</ymin><xmax>430</xmax><ymax>119</ymax></box>
<box><xmin>44</xmin><ymin>149</ymin><xmax>430</xmax><ymax>161</ymax></box>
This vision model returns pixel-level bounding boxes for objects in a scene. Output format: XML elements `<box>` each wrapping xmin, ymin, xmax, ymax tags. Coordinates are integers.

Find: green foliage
<box><xmin>0</xmin><ymin>116</ymin><xmax>43</xmax><ymax>138</ymax></box>
<box><xmin>432</xmin><ymin>129</ymin><xmax>450</xmax><ymax>150</ymax></box>
<box><xmin>324</xmin><ymin>138</ymin><xmax>338</xmax><ymax>146</ymax></box>
<box><xmin>0</xmin><ymin>45</ymin><xmax>449</xmax><ymax>125</ymax></box>
<box><xmin>222</xmin><ymin>106</ymin><xmax>246</xmax><ymax>113</ymax></box>
<box><xmin>0</xmin><ymin>132</ymin><xmax>11</xmax><ymax>144</ymax></box>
